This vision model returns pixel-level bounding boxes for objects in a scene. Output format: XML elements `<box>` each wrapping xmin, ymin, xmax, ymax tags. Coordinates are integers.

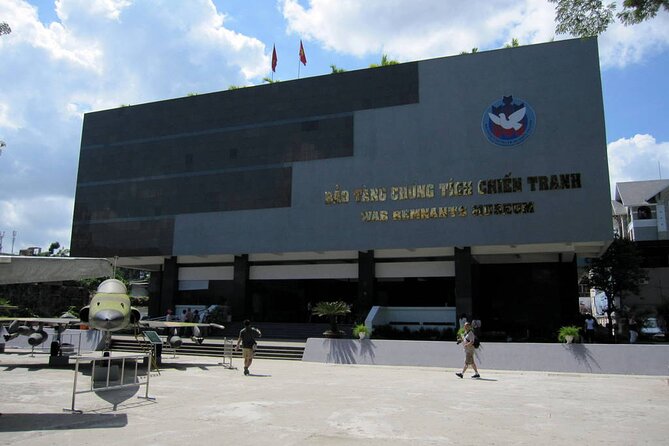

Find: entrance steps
<box><xmin>215</xmin><ymin>322</ymin><xmax>353</xmax><ymax>340</ymax></box>
<box><xmin>110</xmin><ymin>335</ymin><xmax>306</xmax><ymax>361</ymax></box>
<box><xmin>110</xmin><ymin>323</ymin><xmax>354</xmax><ymax>361</ymax></box>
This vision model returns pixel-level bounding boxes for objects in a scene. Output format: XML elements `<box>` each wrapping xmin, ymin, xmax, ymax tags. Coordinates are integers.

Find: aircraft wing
<box><xmin>139</xmin><ymin>321</ymin><xmax>224</xmax><ymax>329</ymax></box>
<box><xmin>0</xmin><ymin>317</ymin><xmax>81</xmax><ymax>325</ymax></box>
<box><xmin>1</xmin><ymin>317</ymin><xmax>81</xmax><ymax>346</ymax></box>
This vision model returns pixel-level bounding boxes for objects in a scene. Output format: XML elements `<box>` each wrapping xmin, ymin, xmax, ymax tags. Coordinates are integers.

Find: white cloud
<box><xmin>280</xmin><ymin>0</ymin><xmax>556</xmax><ymax>60</ymax></box>
<box><xmin>0</xmin><ymin>102</ymin><xmax>21</xmax><ymax>130</ymax></box>
<box><xmin>608</xmin><ymin>134</ymin><xmax>669</xmax><ymax>195</ymax></box>
<box><xmin>598</xmin><ymin>12</ymin><xmax>669</xmax><ymax>69</ymax></box>
<box><xmin>55</xmin><ymin>0</ymin><xmax>132</xmax><ymax>22</ymax></box>
<box><xmin>0</xmin><ymin>195</ymin><xmax>74</xmax><ymax>253</ymax></box>
<box><xmin>0</xmin><ymin>0</ymin><xmax>274</xmax><ymax>251</ymax></box>
<box><xmin>280</xmin><ymin>0</ymin><xmax>669</xmax><ymax>69</ymax></box>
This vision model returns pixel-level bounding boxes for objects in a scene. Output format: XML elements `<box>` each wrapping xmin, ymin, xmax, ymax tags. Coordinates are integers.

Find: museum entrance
<box><xmin>375</xmin><ymin>277</ymin><xmax>456</xmax><ymax>307</ymax></box>
<box><xmin>247</xmin><ymin>279</ymin><xmax>358</xmax><ymax>323</ymax></box>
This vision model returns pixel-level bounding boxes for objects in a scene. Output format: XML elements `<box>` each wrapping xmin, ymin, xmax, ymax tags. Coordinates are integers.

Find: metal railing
<box><xmin>64</xmin><ymin>352</ymin><xmax>154</xmax><ymax>413</ymax></box>
<box><xmin>219</xmin><ymin>337</ymin><xmax>234</xmax><ymax>368</ymax></box>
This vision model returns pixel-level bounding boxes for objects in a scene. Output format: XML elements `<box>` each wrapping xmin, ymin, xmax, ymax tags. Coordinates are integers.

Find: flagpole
<box><xmin>298</xmin><ymin>59</ymin><xmax>301</xmax><ymax>79</ymax></box>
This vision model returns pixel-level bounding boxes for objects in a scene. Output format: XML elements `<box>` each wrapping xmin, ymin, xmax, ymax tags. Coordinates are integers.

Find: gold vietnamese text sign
<box><xmin>323</xmin><ymin>173</ymin><xmax>581</xmax><ymax>222</ymax></box>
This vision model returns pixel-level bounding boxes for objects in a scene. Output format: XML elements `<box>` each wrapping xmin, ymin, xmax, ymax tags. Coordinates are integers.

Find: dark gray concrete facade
<box><xmin>73</xmin><ymin>38</ymin><xmax>609</xmax><ymax>257</ymax></box>
<box><xmin>71</xmin><ymin>38</ymin><xmax>612</xmax><ymax>333</ymax></box>
<box><xmin>170</xmin><ymin>39</ymin><xmax>610</xmax><ymax>255</ymax></box>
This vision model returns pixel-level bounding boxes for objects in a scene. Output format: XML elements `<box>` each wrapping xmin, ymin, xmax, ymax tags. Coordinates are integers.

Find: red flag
<box><xmin>299</xmin><ymin>40</ymin><xmax>307</xmax><ymax>66</ymax></box>
<box><xmin>271</xmin><ymin>44</ymin><xmax>277</xmax><ymax>72</ymax></box>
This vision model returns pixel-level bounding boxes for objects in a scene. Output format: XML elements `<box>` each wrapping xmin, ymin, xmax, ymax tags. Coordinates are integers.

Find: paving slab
<box><xmin>1</xmin><ymin>350</ymin><xmax>667</xmax><ymax>445</ymax></box>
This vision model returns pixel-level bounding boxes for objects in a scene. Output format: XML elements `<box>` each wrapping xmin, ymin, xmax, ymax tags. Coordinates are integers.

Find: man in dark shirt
<box><xmin>234</xmin><ymin>319</ymin><xmax>262</xmax><ymax>375</ymax></box>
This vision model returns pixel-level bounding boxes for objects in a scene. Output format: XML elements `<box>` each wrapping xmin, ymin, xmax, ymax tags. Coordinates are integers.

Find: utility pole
<box><xmin>11</xmin><ymin>230</ymin><xmax>16</xmax><ymax>254</ymax></box>
<box><xmin>0</xmin><ymin>231</ymin><xmax>4</xmax><ymax>253</ymax></box>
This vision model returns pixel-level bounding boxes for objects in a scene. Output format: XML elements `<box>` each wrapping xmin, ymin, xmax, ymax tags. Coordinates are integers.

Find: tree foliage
<box><xmin>619</xmin><ymin>0</ymin><xmax>669</xmax><ymax>24</ymax></box>
<box><xmin>504</xmin><ymin>38</ymin><xmax>520</xmax><ymax>48</ymax></box>
<box><xmin>330</xmin><ymin>64</ymin><xmax>346</xmax><ymax>73</ymax></box>
<box><xmin>549</xmin><ymin>0</ymin><xmax>668</xmax><ymax>37</ymax></box>
<box><xmin>312</xmin><ymin>301</ymin><xmax>351</xmax><ymax>338</ymax></box>
<box><xmin>583</xmin><ymin>236</ymin><xmax>648</xmax><ymax>339</ymax></box>
<box><xmin>0</xmin><ymin>22</ymin><xmax>11</xmax><ymax>36</ymax></box>
<box><xmin>311</xmin><ymin>300</ymin><xmax>351</xmax><ymax>317</ymax></box>
<box><xmin>459</xmin><ymin>47</ymin><xmax>479</xmax><ymax>55</ymax></box>
<box><xmin>369</xmin><ymin>54</ymin><xmax>399</xmax><ymax>68</ymax></box>
<box><xmin>48</xmin><ymin>242</ymin><xmax>60</xmax><ymax>255</ymax></box>
<box><xmin>37</xmin><ymin>241</ymin><xmax>69</xmax><ymax>257</ymax></box>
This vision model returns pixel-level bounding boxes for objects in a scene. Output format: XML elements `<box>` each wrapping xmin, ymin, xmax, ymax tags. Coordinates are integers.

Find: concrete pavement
<box><xmin>1</xmin><ymin>350</ymin><xmax>667</xmax><ymax>445</ymax></box>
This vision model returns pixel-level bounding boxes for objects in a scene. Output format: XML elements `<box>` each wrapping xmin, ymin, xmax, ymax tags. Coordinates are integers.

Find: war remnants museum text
<box><xmin>324</xmin><ymin>172</ymin><xmax>583</xmax><ymax>223</ymax></box>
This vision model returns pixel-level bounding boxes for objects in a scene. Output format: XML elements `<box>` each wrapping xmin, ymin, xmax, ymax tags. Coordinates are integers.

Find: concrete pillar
<box><xmin>160</xmin><ymin>256</ymin><xmax>178</xmax><ymax>316</ymax></box>
<box><xmin>233</xmin><ymin>254</ymin><xmax>250</xmax><ymax>319</ymax></box>
<box><xmin>455</xmin><ymin>247</ymin><xmax>473</xmax><ymax>320</ymax></box>
<box><xmin>148</xmin><ymin>272</ymin><xmax>162</xmax><ymax>317</ymax></box>
<box><xmin>358</xmin><ymin>250</ymin><xmax>375</xmax><ymax>310</ymax></box>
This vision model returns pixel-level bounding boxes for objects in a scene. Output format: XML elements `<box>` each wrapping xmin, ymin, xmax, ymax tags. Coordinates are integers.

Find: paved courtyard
<box><xmin>1</xmin><ymin>351</ymin><xmax>667</xmax><ymax>445</ymax></box>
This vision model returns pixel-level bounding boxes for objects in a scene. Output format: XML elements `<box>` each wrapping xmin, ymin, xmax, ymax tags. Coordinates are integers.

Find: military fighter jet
<box><xmin>2</xmin><ymin>278</ymin><xmax>224</xmax><ymax>357</ymax></box>
<box><xmin>80</xmin><ymin>278</ymin><xmax>224</xmax><ymax>351</ymax></box>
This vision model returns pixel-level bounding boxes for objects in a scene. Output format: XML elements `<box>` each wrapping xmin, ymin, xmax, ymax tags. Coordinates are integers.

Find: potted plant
<box><xmin>558</xmin><ymin>325</ymin><xmax>581</xmax><ymax>344</ymax></box>
<box><xmin>312</xmin><ymin>301</ymin><xmax>351</xmax><ymax>338</ymax></box>
<box><xmin>352</xmin><ymin>323</ymin><xmax>370</xmax><ymax>339</ymax></box>
<box><xmin>456</xmin><ymin>327</ymin><xmax>465</xmax><ymax>343</ymax></box>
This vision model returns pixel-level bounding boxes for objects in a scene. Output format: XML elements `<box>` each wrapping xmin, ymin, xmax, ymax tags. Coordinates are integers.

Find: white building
<box><xmin>614</xmin><ymin>180</ymin><xmax>669</xmax><ymax>241</ymax></box>
<box><xmin>612</xmin><ymin>180</ymin><xmax>669</xmax><ymax>321</ymax></box>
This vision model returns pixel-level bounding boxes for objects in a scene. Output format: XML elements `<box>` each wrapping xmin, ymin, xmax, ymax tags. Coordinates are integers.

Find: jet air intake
<box><xmin>91</xmin><ymin>309</ymin><xmax>125</xmax><ymax>331</ymax></box>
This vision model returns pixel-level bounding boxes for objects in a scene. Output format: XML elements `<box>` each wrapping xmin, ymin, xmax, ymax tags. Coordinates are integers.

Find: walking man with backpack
<box><xmin>456</xmin><ymin>322</ymin><xmax>481</xmax><ymax>379</ymax></box>
<box><xmin>234</xmin><ymin>319</ymin><xmax>262</xmax><ymax>375</ymax></box>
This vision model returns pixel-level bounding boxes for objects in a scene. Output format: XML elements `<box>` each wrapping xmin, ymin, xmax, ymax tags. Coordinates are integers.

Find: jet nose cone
<box><xmin>92</xmin><ymin>309</ymin><xmax>125</xmax><ymax>330</ymax></box>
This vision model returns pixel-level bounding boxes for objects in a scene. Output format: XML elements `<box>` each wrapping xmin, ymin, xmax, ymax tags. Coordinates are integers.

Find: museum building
<box><xmin>71</xmin><ymin>38</ymin><xmax>613</xmax><ymax>339</ymax></box>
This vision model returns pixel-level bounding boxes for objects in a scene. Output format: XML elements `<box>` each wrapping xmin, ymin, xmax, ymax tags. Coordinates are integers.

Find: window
<box><xmin>637</xmin><ymin>206</ymin><xmax>652</xmax><ymax>220</ymax></box>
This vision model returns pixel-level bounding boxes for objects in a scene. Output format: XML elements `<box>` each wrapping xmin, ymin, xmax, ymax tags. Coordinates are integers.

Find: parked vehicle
<box><xmin>640</xmin><ymin>317</ymin><xmax>666</xmax><ymax>341</ymax></box>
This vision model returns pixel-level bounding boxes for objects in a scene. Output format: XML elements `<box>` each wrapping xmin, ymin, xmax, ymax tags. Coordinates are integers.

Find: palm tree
<box><xmin>312</xmin><ymin>301</ymin><xmax>351</xmax><ymax>338</ymax></box>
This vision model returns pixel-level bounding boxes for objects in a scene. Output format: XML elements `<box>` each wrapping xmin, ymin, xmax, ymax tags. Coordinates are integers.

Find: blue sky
<box><xmin>0</xmin><ymin>0</ymin><xmax>668</xmax><ymax>253</ymax></box>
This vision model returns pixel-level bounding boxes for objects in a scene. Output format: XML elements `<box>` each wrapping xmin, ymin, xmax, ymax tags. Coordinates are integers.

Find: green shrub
<box><xmin>558</xmin><ymin>325</ymin><xmax>581</xmax><ymax>342</ymax></box>
<box><xmin>352</xmin><ymin>323</ymin><xmax>370</xmax><ymax>338</ymax></box>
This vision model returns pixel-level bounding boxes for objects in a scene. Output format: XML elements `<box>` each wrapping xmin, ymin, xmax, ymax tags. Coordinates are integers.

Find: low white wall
<box><xmin>366</xmin><ymin>306</ymin><xmax>456</xmax><ymax>332</ymax></box>
<box><xmin>3</xmin><ymin>328</ymin><xmax>104</xmax><ymax>354</ymax></box>
<box><xmin>303</xmin><ymin>338</ymin><xmax>669</xmax><ymax>376</ymax></box>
